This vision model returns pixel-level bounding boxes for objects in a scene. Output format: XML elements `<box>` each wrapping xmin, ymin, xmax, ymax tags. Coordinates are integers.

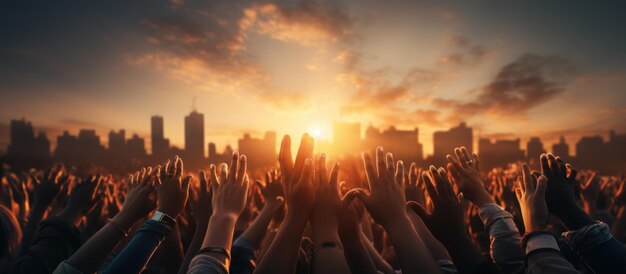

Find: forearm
<box><xmin>444</xmin><ymin>236</ymin><xmax>490</xmax><ymax>274</ymax></box>
<box><xmin>66</xmin><ymin>212</ymin><xmax>136</xmax><ymax>273</ymax></box>
<box><xmin>200</xmin><ymin>213</ymin><xmax>238</xmax><ymax>266</ymax></box>
<box><xmin>339</xmin><ymin>230</ymin><xmax>378</xmax><ymax>274</ymax></box>
<box><xmin>359</xmin><ymin>231</ymin><xmax>394</xmax><ymax>274</ymax></box>
<box><xmin>18</xmin><ymin>205</ymin><xmax>46</xmax><ymax>256</ymax></box>
<box><xmin>255</xmin><ymin>214</ymin><xmax>308</xmax><ymax>274</ymax></box>
<box><xmin>407</xmin><ymin>210</ymin><xmax>450</xmax><ymax>260</ymax></box>
<box><xmin>238</xmin><ymin>203</ymin><xmax>277</xmax><ymax>248</ymax></box>
<box><xmin>611</xmin><ymin>206</ymin><xmax>626</xmax><ymax>243</ymax></box>
<box><xmin>558</xmin><ymin>205</ymin><xmax>595</xmax><ymax>231</ymax></box>
<box><xmin>312</xmin><ymin>221</ymin><xmax>350</xmax><ymax>274</ymax></box>
<box><xmin>102</xmin><ymin>220</ymin><xmax>171</xmax><ymax>274</ymax></box>
<box><xmin>478</xmin><ymin>203</ymin><xmax>524</xmax><ymax>273</ymax></box>
<box><xmin>179</xmin><ymin>221</ymin><xmax>209</xmax><ymax>274</ymax></box>
<box><xmin>385</xmin><ymin>216</ymin><xmax>441</xmax><ymax>274</ymax></box>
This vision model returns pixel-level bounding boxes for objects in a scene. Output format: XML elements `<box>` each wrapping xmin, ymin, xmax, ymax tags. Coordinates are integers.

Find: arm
<box><xmin>188</xmin><ymin>152</ymin><xmax>251</xmax><ymax>273</ymax></box>
<box><xmin>256</xmin><ymin>134</ymin><xmax>316</xmax><ymax>274</ymax></box>
<box><xmin>411</xmin><ymin>165</ymin><xmax>494</xmax><ymax>274</ymax></box>
<box><xmin>610</xmin><ymin>179</ymin><xmax>626</xmax><ymax>243</ymax></box>
<box><xmin>64</xmin><ymin>169</ymin><xmax>157</xmax><ymax>274</ymax></box>
<box><xmin>356</xmin><ymin>147</ymin><xmax>441</xmax><ymax>274</ymax></box>
<box><xmin>515</xmin><ymin>163</ymin><xmax>579</xmax><ymax>273</ymax></box>
<box><xmin>104</xmin><ymin>157</ymin><xmax>190</xmax><ymax>274</ymax></box>
<box><xmin>447</xmin><ymin>147</ymin><xmax>524</xmax><ymax>273</ymax></box>
<box><xmin>337</xmin><ymin>192</ymin><xmax>378</xmax><ymax>274</ymax></box>
<box><xmin>19</xmin><ymin>167</ymin><xmax>65</xmax><ymax>256</ymax></box>
<box><xmin>179</xmin><ymin>170</ymin><xmax>212</xmax><ymax>274</ymax></box>
<box><xmin>310</xmin><ymin>155</ymin><xmax>350</xmax><ymax>274</ymax></box>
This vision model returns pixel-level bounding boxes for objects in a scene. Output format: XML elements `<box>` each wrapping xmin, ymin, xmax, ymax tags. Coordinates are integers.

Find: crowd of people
<box><xmin>0</xmin><ymin>133</ymin><xmax>625</xmax><ymax>274</ymax></box>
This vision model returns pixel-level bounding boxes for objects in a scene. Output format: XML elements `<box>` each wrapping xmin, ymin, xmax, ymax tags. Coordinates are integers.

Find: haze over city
<box><xmin>1</xmin><ymin>0</ymin><xmax>626</xmax><ymax>157</ymax></box>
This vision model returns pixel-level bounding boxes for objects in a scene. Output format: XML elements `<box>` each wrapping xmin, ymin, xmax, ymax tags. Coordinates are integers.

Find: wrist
<box><xmin>59</xmin><ymin>207</ymin><xmax>82</xmax><ymax>226</ymax></box>
<box><xmin>112</xmin><ymin>211</ymin><xmax>138</xmax><ymax>230</ymax></box>
<box><xmin>473</xmin><ymin>193</ymin><xmax>496</xmax><ymax>207</ymax></box>
<box><xmin>156</xmin><ymin>206</ymin><xmax>180</xmax><ymax>218</ymax></box>
<box><xmin>559</xmin><ymin>206</ymin><xmax>595</xmax><ymax>230</ymax></box>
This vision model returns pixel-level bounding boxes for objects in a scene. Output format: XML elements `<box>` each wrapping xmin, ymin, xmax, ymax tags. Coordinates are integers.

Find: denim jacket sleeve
<box><xmin>101</xmin><ymin>220</ymin><xmax>172</xmax><ymax>274</ymax></box>
<box><xmin>230</xmin><ymin>237</ymin><xmax>256</xmax><ymax>274</ymax></box>
<box><xmin>524</xmin><ymin>234</ymin><xmax>580</xmax><ymax>274</ymax></box>
<box><xmin>188</xmin><ymin>254</ymin><xmax>228</xmax><ymax>274</ymax></box>
<box><xmin>562</xmin><ymin>222</ymin><xmax>626</xmax><ymax>274</ymax></box>
<box><xmin>8</xmin><ymin>217</ymin><xmax>81</xmax><ymax>274</ymax></box>
<box><xmin>478</xmin><ymin>203</ymin><xmax>525</xmax><ymax>274</ymax></box>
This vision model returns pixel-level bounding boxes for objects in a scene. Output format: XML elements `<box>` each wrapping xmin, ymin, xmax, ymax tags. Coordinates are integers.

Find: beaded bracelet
<box><xmin>197</xmin><ymin>246</ymin><xmax>231</xmax><ymax>260</ymax></box>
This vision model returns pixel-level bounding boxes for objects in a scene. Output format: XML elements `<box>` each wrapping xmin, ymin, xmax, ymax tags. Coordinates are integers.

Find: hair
<box><xmin>0</xmin><ymin>205</ymin><xmax>22</xmax><ymax>259</ymax></box>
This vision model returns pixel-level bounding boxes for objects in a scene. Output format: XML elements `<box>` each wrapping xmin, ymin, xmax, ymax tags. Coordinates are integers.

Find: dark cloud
<box><xmin>439</xmin><ymin>35</ymin><xmax>491</xmax><ymax>68</ymax></box>
<box><xmin>437</xmin><ymin>53</ymin><xmax>575</xmax><ymax>121</ymax></box>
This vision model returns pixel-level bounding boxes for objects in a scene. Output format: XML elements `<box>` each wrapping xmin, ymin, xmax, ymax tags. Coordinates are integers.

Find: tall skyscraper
<box><xmin>185</xmin><ymin>111</ymin><xmax>205</xmax><ymax>162</ymax></box>
<box><xmin>151</xmin><ymin>115</ymin><xmax>168</xmax><ymax>157</ymax></box>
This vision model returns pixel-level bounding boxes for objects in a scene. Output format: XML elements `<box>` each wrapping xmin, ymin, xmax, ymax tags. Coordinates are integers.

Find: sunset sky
<box><xmin>1</xmin><ymin>0</ymin><xmax>625</xmax><ymax>156</ymax></box>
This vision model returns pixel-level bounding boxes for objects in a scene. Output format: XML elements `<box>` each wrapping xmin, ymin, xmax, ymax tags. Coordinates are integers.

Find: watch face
<box><xmin>152</xmin><ymin>211</ymin><xmax>176</xmax><ymax>226</ymax></box>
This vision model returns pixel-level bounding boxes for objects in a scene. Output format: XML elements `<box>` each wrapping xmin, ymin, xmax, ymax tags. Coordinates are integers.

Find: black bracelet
<box><xmin>520</xmin><ymin>230</ymin><xmax>556</xmax><ymax>252</ymax></box>
<box><xmin>197</xmin><ymin>246</ymin><xmax>231</xmax><ymax>260</ymax></box>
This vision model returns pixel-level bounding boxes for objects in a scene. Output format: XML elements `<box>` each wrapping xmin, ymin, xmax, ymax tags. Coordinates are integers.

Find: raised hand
<box><xmin>356</xmin><ymin>147</ymin><xmax>407</xmax><ymax>227</ymax></box>
<box><xmin>405</xmin><ymin>163</ymin><xmax>426</xmax><ymax>205</ymax></box>
<box><xmin>193</xmin><ymin>170</ymin><xmax>213</xmax><ymax>224</ymax></box>
<box><xmin>311</xmin><ymin>154</ymin><xmax>341</xmax><ymax>236</ymax></box>
<box><xmin>357</xmin><ymin>147</ymin><xmax>441</xmax><ymax>274</ymax></box>
<box><xmin>33</xmin><ymin>165</ymin><xmax>67</xmax><ymax>208</ymax></box>
<box><xmin>156</xmin><ymin>156</ymin><xmax>192</xmax><ymax>218</ymax></box>
<box><xmin>209</xmin><ymin>152</ymin><xmax>249</xmax><ymax>218</ymax></box>
<box><xmin>515</xmin><ymin>164</ymin><xmax>549</xmax><ymax>232</ymax></box>
<box><xmin>410</xmin><ymin>166</ymin><xmax>466</xmax><ymax>245</ymax></box>
<box><xmin>616</xmin><ymin>176</ymin><xmax>626</xmax><ymax>207</ymax></box>
<box><xmin>117</xmin><ymin>168</ymin><xmax>157</xmax><ymax>227</ymax></box>
<box><xmin>446</xmin><ymin>147</ymin><xmax>494</xmax><ymax>207</ymax></box>
<box><xmin>279</xmin><ymin>134</ymin><xmax>316</xmax><ymax>218</ymax></box>
<box><xmin>540</xmin><ymin>153</ymin><xmax>593</xmax><ymax>230</ymax></box>
<box><xmin>60</xmin><ymin>174</ymin><xmax>105</xmax><ymax>225</ymax></box>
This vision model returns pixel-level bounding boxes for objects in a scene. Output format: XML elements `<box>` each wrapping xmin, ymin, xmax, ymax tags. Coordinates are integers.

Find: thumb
<box><xmin>536</xmin><ymin>175</ymin><xmax>548</xmax><ymax>198</ymax></box>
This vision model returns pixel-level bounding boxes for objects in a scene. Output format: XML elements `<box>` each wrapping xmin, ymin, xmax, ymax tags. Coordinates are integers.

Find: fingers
<box><xmin>210</xmin><ymin>164</ymin><xmax>219</xmax><ymax>192</ymax></box>
<box><xmin>352</xmin><ymin>188</ymin><xmax>370</xmax><ymax>205</ymax></box>
<box><xmin>318</xmin><ymin>153</ymin><xmax>329</xmax><ymax>187</ymax></box>
<box><xmin>237</xmin><ymin>155</ymin><xmax>247</xmax><ymax>185</ymax></box>
<box><xmin>422</xmin><ymin>170</ymin><xmax>438</xmax><ymax>200</ymax></box>
<box><xmin>341</xmin><ymin>189</ymin><xmax>359</xmax><ymax>207</ymax></box>
<box><xmin>229</xmin><ymin>151</ymin><xmax>239</xmax><ymax>184</ymax></box>
<box><xmin>455</xmin><ymin>147</ymin><xmax>468</xmax><ymax>168</ymax></box>
<box><xmin>199</xmin><ymin>170</ymin><xmax>208</xmax><ymax>193</ymax></box>
<box><xmin>362</xmin><ymin>152</ymin><xmax>378</xmax><ymax>189</ymax></box>
<box><xmin>395</xmin><ymin>161</ymin><xmax>404</xmax><ymax>186</ymax></box>
<box><xmin>472</xmin><ymin>153</ymin><xmax>480</xmax><ymax>171</ymax></box>
<box><xmin>535</xmin><ymin>175</ymin><xmax>548</xmax><ymax>198</ymax></box>
<box><xmin>279</xmin><ymin>135</ymin><xmax>294</xmax><ymax>180</ymax></box>
<box><xmin>386</xmin><ymin>152</ymin><xmax>395</xmax><ymax>180</ymax></box>
<box><xmin>182</xmin><ymin>175</ymin><xmax>192</xmax><ymax>195</ymax></box>
<box><xmin>409</xmin><ymin>162</ymin><xmax>418</xmax><ymax>186</ymax></box>
<box><xmin>540</xmin><ymin>154</ymin><xmax>551</xmax><ymax>177</ymax></box>
<box><xmin>297</xmin><ymin>158</ymin><xmax>314</xmax><ymax>189</ymax></box>
<box><xmin>566</xmin><ymin>164</ymin><xmax>577</xmax><ymax>183</ymax></box>
<box><xmin>329</xmin><ymin>162</ymin><xmax>339</xmax><ymax>191</ymax></box>
<box><xmin>522</xmin><ymin>163</ymin><xmax>533</xmax><ymax>193</ymax></box>
<box><xmin>293</xmin><ymin>134</ymin><xmax>314</xmax><ymax>181</ymax></box>
<box><xmin>556</xmin><ymin>157</ymin><xmax>567</xmax><ymax>178</ymax></box>
<box><xmin>547</xmin><ymin>154</ymin><xmax>558</xmax><ymax>176</ymax></box>
<box><xmin>376</xmin><ymin>147</ymin><xmax>387</xmax><ymax>180</ymax></box>
<box><xmin>219</xmin><ymin>163</ymin><xmax>228</xmax><ymax>185</ymax></box>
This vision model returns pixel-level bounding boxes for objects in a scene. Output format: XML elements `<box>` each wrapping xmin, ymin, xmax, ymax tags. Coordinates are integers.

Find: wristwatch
<box><xmin>151</xmin><ymin>211</ymin><xmax>177</xmax><ymax>227</ymax></box>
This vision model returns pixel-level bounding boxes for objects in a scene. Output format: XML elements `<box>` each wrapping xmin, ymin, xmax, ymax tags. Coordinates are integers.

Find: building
<box><xmin>479</xmin><ymin>138</ymin><xmax>524</xmax><ymax>169</ymax></box>
<box><xmin>526</xmin><ymin>137</ymin><xmax>545</xmax><ymax>160</ymax></box>
<box><xmin>576</xmin><ymin>136</ymin><xmax>605</xmax><ymax>171</ymax></box>
<box><xmin>127</xmin><ymin>134</ymin><xmax>147</xmax><ymax>161</ymax></box>
<box><xmin>365</xmin><ymin>126</ymin><xmax>422</xmax><ymax>164</ymax></box>
<box><xmin>238</xmin><ymin>132</ymin><xmax>277</xmax><ymax>170</ymax></box>
<box><xmin>151</xmin><ymin>115</ymin><xmax>170</xmax><ymax>159</ymax></box>
<box><xmin>184</xmin><ymin>111</ymin><xmax>205</xmax><ymax>166</ymax></box>
<box><xmin>552</xmin><ymin>136</ymin><xmax>570</xmax><ymax>159</ymax></box>
<box><xmin>6</xmin><ymin>119</ymin><xmax>50</xmax><ymax>170</ymax></box>
<box><xmin>433</xmin><ymin>122</ymin><xmax>473</xmax><ymax>164</ymax></box>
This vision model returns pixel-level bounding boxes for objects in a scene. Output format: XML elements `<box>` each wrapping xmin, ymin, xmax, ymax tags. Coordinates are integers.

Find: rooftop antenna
<box><xmin>191</xmin><ymin>96</ymin><xmax>197</xmax><ymax>112</ymax></box>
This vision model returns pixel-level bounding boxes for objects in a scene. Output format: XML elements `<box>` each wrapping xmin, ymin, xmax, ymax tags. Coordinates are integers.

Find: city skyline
<box><xmin>3</xmin><ymin>111</ymin><xmax>626</xmax><ymax>173</ymax></box>
<box><xmin>1</xmin><ymin>1</ymin><xmax>626</xmax><ymax>159</ymax></box>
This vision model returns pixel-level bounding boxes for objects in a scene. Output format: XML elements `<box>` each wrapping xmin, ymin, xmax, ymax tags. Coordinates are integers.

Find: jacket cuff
<box><xmin>478</xmin><ymin>203</ymin><xmax>514</xmax><ymax>231</ymax></box>
<box><xmin>561</xmin><ymin>221</ymin><xmax>612</xmax><ymax>254</ymax></box>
